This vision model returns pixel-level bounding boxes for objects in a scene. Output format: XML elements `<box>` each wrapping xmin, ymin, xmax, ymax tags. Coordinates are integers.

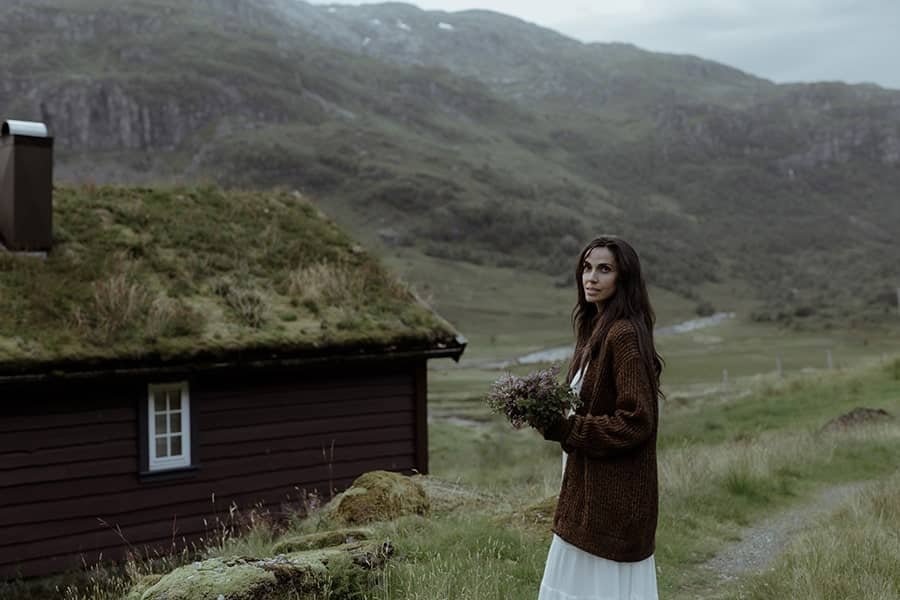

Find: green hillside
<box><xmin>1</xmin><ymin>0</ymin><xmax>898</xmax><ymax>326</ymax></box>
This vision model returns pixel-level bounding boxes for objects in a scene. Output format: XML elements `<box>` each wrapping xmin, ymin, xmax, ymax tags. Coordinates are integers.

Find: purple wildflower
<box><xmin>485</xmin><ymin>364</ymin><xmax>582</xmax><ymax>431</ymax></box>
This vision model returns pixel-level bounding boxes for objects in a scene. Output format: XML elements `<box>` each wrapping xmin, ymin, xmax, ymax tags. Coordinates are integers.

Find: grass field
<box><xmin>10</xmin><ymin>351</ymin><xmax>897</xmax><ymax>600</ymax></box>
<box><xmin>407</xmin><ymin>247</ymin><xmax>900</xmax><ymax>425</ymax></box>
<box><xmin>426</xmin><ymin>322</ymin><xmax>899</xmax><ymax>423</ymax></box>
<box><xmin>5</xmin><ymin>248</ymin><xmax>899</xmax><ymax>599</ymax></box>
<box><xmin>732</xmin><ymin>473</ymin><xmax>900</xmax><ymax>600</ymax></box>
<box><xmin>422</xmin><ymin>357</ymin><xmax>900</xmax><ymax>599</ymax></box>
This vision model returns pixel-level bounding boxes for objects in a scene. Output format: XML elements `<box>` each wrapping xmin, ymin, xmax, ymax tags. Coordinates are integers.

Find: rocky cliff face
<box><xmin>2</xmin><ymin>0</ymin><xmax>898</xmax><ymax>321</ymax></box>
<box><xmin>1</xmin><ymin>0</ymin><xmax>304</xmax><ymax>153</ymax></box>
<box><xmin>655</xmin><ymin>81</ymin><xmax>900</xmax><ymax>171</ymax></box>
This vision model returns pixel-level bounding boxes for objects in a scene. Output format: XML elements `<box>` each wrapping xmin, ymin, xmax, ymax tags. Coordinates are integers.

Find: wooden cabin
<box><xmin>0</xmin><ymin>185</ymin><xmax>465</xmax><ymax>578</ymax></box>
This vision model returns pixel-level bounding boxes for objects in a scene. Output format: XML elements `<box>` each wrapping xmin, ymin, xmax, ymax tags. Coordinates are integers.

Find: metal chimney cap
<box><xmin>2</xmin><ymin>120</ymin><xmax>49</xmax><ymax>138</ymax></box>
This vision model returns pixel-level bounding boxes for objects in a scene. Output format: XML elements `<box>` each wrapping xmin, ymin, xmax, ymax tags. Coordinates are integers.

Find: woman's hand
<box><xmin>536</xmin><ymin>413</ymin><xmax>567</xmax><ymax>440</ymax></box>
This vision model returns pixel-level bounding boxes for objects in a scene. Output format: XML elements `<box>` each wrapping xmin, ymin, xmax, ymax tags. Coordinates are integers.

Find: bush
<box><xmin>695</xmin><ymin>301</ymin><xmax>715</xmax><ymax>317</ymax></box>
<box><xmin>326</xmin><ymin>471</ymin><xmax>430</xmax><ymax>525</ymax></box>
<box><xmin>71</xmin><ymin>271</ymin><xmax>152</xmax><ymax>344</ymax></box>
<box><xmin>213</xmin><ymin>278</ymin><xmax>268</xmax><ymax>328</ymax></box>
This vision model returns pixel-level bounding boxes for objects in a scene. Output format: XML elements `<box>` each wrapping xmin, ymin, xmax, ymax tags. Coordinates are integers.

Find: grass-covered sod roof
<box><xmin>0</xmin><ymin>185</ymin><xmax>461</xmax><ymax>376</ymax></box>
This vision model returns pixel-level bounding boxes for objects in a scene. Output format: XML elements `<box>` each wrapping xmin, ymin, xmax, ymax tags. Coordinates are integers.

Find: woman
<box><xmin>538</xmin><ymin>235</ymin><xmax>663</xmax><ymax>600</ymax></box>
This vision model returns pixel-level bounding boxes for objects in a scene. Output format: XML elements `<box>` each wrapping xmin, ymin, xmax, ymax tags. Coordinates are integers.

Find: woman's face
<box><xmin>582</xmin><ymin>246</ymin><xmax>618</xmax><ymax>306</ymax></box>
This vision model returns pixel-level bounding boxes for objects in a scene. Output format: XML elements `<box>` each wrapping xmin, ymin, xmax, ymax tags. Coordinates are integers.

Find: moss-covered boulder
<box><xmin>326</xmin><ymin>470</ymin><xmax>430</xmax><ymax>525</ymax></box>
<box><xmin>123</xmin><ymin>574</ymin><xmax>164</xmax><ymax>600</ymax></box>
<box><xmin>412</xmin><ymin>474</ymin><xmax>498</xmax><ymax>514</ymax></box>
<box><xmin>271</xmin><ymin>527</ymin><xmax>374</xmax><ymax>554</ymax></box>
<box><xmin>138</xmin><ymin>556</ymin><xmax>277</xmax><ymax>600</ymax></box>
<box><xmin>498</xmin><ymin>495</ymin><xmax>558</xmax><ymax>536</ymax></box>
<box><xmin>133</xmin><ymin>540</ymin><xmax>392</xmax><ymax>600</ymax></box>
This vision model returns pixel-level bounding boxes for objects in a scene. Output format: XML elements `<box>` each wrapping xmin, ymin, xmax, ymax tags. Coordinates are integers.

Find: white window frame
<box><xmin>147</xmin><ymin>382</ymin><xmax>191</xmax><ymax>472</ymax></box>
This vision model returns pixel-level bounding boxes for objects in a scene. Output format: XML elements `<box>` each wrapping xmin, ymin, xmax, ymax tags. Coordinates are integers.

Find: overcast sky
<box><xmin>313</xmin><ymin>0</ymin><xmax>900</xmax><ymax>89</ymax></box>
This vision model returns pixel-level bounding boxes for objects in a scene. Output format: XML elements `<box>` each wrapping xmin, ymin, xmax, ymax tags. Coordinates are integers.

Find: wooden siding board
<box><xmin>0</xmin><ymin>456</ymin><xmax>137</xmax><ymax>489</ymax></box>
<box><xmin>196</xmin><ymin>382</ymin><xmax>414</xmax><ymax>412</ymax></box>
<box><xmin>200</xmin><ymin>411</ymin><xmax>414</xmax><ymax>446</ymax></box>
<box><xmin>199</xmin><ymin>425</ymin><xmax>413</xmax><ymax>459</ymax></box>
<box><xmin>2</xmin><ymin>482</ymin><xmax>367</xmax><ymax>578</ymax></box>
<box><xmin>0</xmin><ymin>475</ymin><xmax>357</xmax><ymax>553</ymax></box>
<box><xmin>8</xmin><ymin>512</ymin><xmax>242</xmax><ymax>570</ymax></box>
<box><xmin>0</xmin><ymin>438</ymin><xmax>415</xmax><ymax>510</ymax></box>
<box><xmin>1</xmin><ymin>406</ymin><xmax>134</xmax><ymax>432</ymax></box>
<box><xmin>194</xmin><ymin>369</ymin><xmax>411</xmax><ymax>404</ymax></box>
<box><xmin>0</xmin><ymin>439</ymin><xmax>137</xmax><ymax>471</ymax></box>
<box><xmin>0</xmin><ymin>457</ymin><xmax>137</xmax><ymax>492</ymax></box>
<box><xmin>0</xmin><ymin>423</ymin><xmax>135</xmax><ymax>454</ymax></box>
<box><xmin>0</xmin><ymin>473</ymin><xmax>142</xmax><ymax>510</ymax></box>
<box><xmin>0</xmin><ymin>457</ymin><xmax>416</xmax><ymax>574</ymax></box>
<box><xmin>0</xmin><ymin>453</ymin><xmax>416</xmax><ymax>526</ymax></box>
<box><xmin>199</xmin><ymin>395</ymin><xmax>412</xmax><ymax>430</ymax></box>
<box><xmin>198</xmin><ymin>441</ymin><xmax>416</xmax><ymax>480</ymax></box>
<box><xmin>0</xmin><ymin>386</ymin><xmax>138</xmax><ymax>417</ymax></box>
<box><xmin>0</xmin><ymin>360</ymin><xmax>423</xmax><ymax>577</ymax></box>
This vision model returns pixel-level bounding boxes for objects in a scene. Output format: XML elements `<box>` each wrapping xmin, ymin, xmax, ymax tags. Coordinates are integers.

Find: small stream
<box><xmin>482</xmin><ymin>312</ymin><xmax>735</xmax><ymax>369</ymax></box>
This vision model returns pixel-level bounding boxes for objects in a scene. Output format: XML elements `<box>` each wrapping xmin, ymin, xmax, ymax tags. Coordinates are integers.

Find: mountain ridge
<box><xmin>1</xmin><ymin>0</ymin><xmax>898</xmax><ymax>326</ymax></box>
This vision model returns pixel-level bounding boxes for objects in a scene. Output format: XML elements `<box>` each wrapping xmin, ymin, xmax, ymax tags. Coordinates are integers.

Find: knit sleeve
<box><xmin>546</xmin><ymin>322</ymin><xmax>655</xmax><ymax>458</ymax></box>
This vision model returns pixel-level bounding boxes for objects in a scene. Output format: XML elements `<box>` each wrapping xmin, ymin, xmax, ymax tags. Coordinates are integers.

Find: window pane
<box><xmin>171</xmin><ymin>435</ymin><xmax>182</xmax><ymax>456</ymax></box>
<box><xmin>169</xmin><ymin>391</ymin><xmax>181</xmax><ymax>411</ymax></box>
<box><xmin>154</xmin><ymin>394</ymin><xmax>166</xmax><ymax>413</ymax></box>
<box><xmin>155</xmin><ymin>436</ymin><xmax>168</xmax><ymax>458</ymax></box>
<box><xmin>169</xmin><ymin>412</ymin><xmax>182</xmax><ymax>433</ymax></box>
<box><xmin>155</xmin><ymin>414</ymin><xmax>168</xmax><ymax>434</ymax></box>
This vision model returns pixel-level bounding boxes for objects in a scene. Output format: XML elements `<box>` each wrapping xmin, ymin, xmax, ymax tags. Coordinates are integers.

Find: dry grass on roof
<box><xmin>0</xmin><ymin>184</ymin><xmax>456</xmax><ymax>372</ymax></box>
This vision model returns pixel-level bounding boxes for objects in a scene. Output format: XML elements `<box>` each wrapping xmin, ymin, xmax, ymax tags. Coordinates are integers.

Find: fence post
<box><xmin>776</xmin><ymin>355</ymin><xmax>783</xmax><ymax>378</ymax></box>
<box><xmin>826</xmin><ymin>349</ymin><xmax>833</xmax><ymax>370</ymax></box>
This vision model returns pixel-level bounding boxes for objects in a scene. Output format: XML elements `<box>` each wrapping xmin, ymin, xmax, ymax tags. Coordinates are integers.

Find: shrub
<box><xmin>695</xmin><ymin>301</ymin><xmax>715</xmax><ymax>317</ymax></box>
<box><xmin>71</xmin><ymin>272</ymin><xmax>152</xmax><ymax>344</ymax></box>
<box><xmin>213</xmin><ymin>278</ymin><xmax>268</xmax><ymax>329</ymax></box>
<box><xmin>146</xmin><ymin>296</ymin><xmax>205</xmax><ymax>339</ymax></box>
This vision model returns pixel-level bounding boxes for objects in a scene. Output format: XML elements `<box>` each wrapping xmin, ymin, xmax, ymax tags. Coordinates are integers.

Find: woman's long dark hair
<box><xmin>566</xmin><ymin>236</ymin><xmax>664</xmax><ymax>399</ymax></box>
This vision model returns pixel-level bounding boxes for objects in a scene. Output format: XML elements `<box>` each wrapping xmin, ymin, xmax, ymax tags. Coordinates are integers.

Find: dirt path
<box><xmin>696</xmin><ymin>481</ymin><xmax>866</xmax><ymax>593</ymax></box>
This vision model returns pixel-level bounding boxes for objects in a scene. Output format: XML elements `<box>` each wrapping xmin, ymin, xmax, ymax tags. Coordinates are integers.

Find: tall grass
<box><xmin>4</xmin><ymin>360</ymin><xmax>898</xmax><ymax>599</ymax></box>
<box><xmin>657</xmin><ymin>424</ymin><xmax>900</xmax><ymax>594</ymax></box>
<box><xmin>736</xmin><ymin>473</ymin><xmax>900</xmax><ymax>600</ymax></box>
<box><xmin>365</xmin><ymin>515</ymin><xmax>547</xmax><ymax>600</ymax></box>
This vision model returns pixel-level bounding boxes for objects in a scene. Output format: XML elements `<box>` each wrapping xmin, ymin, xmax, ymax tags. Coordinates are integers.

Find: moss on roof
<box><xmin>0</xmin><ymin>185</ymin><xmax>460</xmax><ymax>376</ymax></box>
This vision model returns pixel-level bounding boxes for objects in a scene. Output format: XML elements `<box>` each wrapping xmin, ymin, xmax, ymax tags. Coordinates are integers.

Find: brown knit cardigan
<box><xmin>542</xmin><ymin>319</ymin><xmax>659</xmax><ymax>562</ymax></box>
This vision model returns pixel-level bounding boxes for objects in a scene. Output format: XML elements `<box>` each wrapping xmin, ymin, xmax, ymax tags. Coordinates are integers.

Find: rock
<box><xmin>123</xmin><ymin>574</ymin><xmax>164</xmax><ymax>600</ymax></box>
<box><xmin>499</xmin><ymin>495</ymin><xmax>557</xmax><ymax>536</ymax></box>
<box><xmin>326</xmin><ymin>470</ymin><xmax>430</xmax><ymax>525</ymax></box>
<box><xmin>134</xmin><ymin>540</ymin><xmax>393</xmax><ymax>600</ymax></box>
<box><xmin>820</xmin><ymin>407</ymin><xmax>894</xmax><ymax>433</ymax></box>
<box><xmin>271</xmin><ymin>527</ymin><xmax>374</xmax><ymax>554</ymax></box>
<box><xmin>138</xmin><ymin>556</ymin><xmax>278</xmax><ymax>600</ymax></box>
<box><xmin>412</xmin><ymin>475</ymin><xmax>498</xmax><ymax>514</ymax></box>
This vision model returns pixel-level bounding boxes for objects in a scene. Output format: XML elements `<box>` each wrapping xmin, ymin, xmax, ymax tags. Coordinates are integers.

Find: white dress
<box><xmin>539</xmin><ymin>362</ymin><xmax>659</xmax><ymax>600</ymax></box>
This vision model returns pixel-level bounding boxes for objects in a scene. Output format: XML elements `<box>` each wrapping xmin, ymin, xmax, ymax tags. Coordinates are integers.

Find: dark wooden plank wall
<box><xmin>0</xmin><ymin>359</ymin><xmax>425</xmax><ymax>578</ymax></box>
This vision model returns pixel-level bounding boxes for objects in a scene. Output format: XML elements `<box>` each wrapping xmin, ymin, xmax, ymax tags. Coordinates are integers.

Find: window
<box><xmin>147</xmin><ymin>382</ymin><xmax>191</xmax><ymax>472</ymax></box>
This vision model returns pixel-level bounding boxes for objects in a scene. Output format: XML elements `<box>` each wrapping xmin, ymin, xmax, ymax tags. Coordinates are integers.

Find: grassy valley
<box><xmin>1</xmin><ymin>0</ymin><xmax>898</xmax><ymax>324</ymax></box>
<box><xmin>7</xmin><ymin>342</ymin><xmax>898</xmax><ymax>599</ymax></box>
<box><xmin>2</xmin><ymin>1</ymin><xmax>900</xmax><ymax>597</ymax></box>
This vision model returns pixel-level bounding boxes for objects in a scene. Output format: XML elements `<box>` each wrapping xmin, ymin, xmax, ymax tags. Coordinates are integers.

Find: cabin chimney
<box><xmin>0</xmin><ymin>119</ymin><xmax>53</xmax><ymax>252</ymax></box>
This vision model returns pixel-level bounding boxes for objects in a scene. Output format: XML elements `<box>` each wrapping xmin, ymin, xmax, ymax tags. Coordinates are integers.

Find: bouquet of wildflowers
<box><xmin>485</xmin><ymin>364</ymin><xmax>582</xmax><ymax>431</ymax></box>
